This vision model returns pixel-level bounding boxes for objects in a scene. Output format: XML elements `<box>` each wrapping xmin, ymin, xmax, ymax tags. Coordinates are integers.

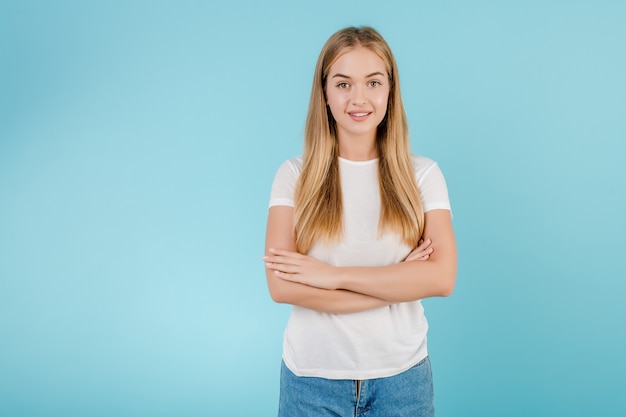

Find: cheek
<box><xmin>372</xmin><ymin>97</ymin><xmax>389</xmax><ymax>120</ymax></box>
<box><xmin>326</xmin><ymin>95</ymin><xmax>344</xmax><ymax>119</ymax></box>
<box><xmin>375</xmin><ymin>90</ymin><xmax>390</xmax><ymax>109</ymax></box>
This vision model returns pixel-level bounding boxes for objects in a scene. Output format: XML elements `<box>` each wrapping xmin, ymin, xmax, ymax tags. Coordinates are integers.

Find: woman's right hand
<box><xmin>403</xmin><ymin>238</ymin><xmax>433</xmax><ymax>262</ymax></box>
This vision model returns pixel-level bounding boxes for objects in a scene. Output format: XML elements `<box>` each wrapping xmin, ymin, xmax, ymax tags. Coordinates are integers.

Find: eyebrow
<box><xmin>331</xmin><ymin>71</ymin><xmax>386</xmax><ymax>79</ymax></box>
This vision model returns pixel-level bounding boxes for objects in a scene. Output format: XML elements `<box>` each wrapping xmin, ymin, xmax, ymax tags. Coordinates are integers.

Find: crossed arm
<box><xmin>263</xmin><ymin>206</ymin><xmax>457</xmax><ymax>314</ymax></box>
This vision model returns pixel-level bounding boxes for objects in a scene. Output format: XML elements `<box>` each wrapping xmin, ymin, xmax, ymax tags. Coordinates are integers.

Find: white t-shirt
<box><xmin>269</xmin><ymin>154</ymin><xmax>451</xmax><ymax>380</ymax></box>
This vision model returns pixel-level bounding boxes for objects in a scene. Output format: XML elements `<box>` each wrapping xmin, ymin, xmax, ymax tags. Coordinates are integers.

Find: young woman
<box><xmin>263</xmin><ymin>26</ymin><xmax>457</xmax><ymax>417</ymax></box>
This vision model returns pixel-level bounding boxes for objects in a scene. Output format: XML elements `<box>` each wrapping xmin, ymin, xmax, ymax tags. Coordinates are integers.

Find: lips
<box><xmin>348</xmin><ymin>111</ymin><xmax>372</xmax><ymax>121</ymax></box>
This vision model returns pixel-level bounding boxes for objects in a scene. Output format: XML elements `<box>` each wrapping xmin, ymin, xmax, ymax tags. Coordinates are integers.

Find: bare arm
<box><xmin>337</xmin><ymin>210</ymin><xmax>457</xmax><ymax>301</ymax></box>
<box><xmin>264</xmin><ymin>206</ymin><xmax>393</xmax><ymax>314</ymax></box>
<box><xmin>266</xmin><ymin>209</ymin><xmax>457</xmax><ymax>303</ymax></box>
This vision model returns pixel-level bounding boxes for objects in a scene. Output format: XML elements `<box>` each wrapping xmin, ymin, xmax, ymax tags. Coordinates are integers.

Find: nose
<box><xmin>351</xmin><ymin>85</ymin><xmax>366</xmax><ymax>105</ymax></box>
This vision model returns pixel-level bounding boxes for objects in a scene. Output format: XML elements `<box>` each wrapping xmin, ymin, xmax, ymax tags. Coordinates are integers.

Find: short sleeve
<box><xmin>412</xmin><ymin>155</ymin><xmax>451</xmax><ymax>213</ymax></box>
<box><xmin>269</xmin><ymin>157</ymin><xmax>303</xmax><ymax>208</ymax></box>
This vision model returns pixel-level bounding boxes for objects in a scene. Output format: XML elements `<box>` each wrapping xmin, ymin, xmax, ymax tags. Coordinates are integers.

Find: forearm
<box><xmin>335</xmin><ymin>210</ymin><xmax>457</xmax><ymax>302</ymax></box>
<box><xmin>267</xmin><ymin>273</ymin><xmax>392</xmax><ymax>314</ymax></box>
<box><xmin>264</xmin><ymin>208</ymin><xmax>456</xmax><ymax>309</ymax></box>
<box><xmin>337</xmin><ymin>259</ymin><xmax>456</xmax><ymax>303</ymax></box>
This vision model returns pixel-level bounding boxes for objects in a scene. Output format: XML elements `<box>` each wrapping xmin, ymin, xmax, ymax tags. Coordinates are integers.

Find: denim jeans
<box><xmin>278</xmin><ymin>357</ymin><xmax>435</xmax><ymax>417</ymax></box>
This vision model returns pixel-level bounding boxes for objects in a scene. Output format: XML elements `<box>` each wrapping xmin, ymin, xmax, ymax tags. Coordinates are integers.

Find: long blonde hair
<box><xmin>294</xmin><ymin>26</ymin><xmax>424</xmax><ymax>254</ymax></box>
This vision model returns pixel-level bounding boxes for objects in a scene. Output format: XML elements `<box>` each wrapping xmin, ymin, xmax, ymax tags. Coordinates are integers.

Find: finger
<box><xmin>415</xmin><ymin>238</ymin><xmax>432</xmax><ymax>251</ymax></box>
<box><xmin>268</xmin><ymin>248</ymin><xmax>304</xmax><ymax>258</ymax></box>
<box><xmin>274</xmin><ymin>270</ymin><xmax>303</xmax><ymax>283</ymax></box>
<box><xmin>263</xmin><ymin>255</ymin><xmax>303</xmax><ymax>266</ymax></box>
<box><xmin>275</xmin><ymin>271</ymin><xmax>326</xmax><ymax>289</ymax></box>
<box><xmin>406</xmin><ymin>246</ymin><xmax>431</xmax><ymax>258</ymax></box>
<box><xmin>405</xmin><ymin>247</ymin><xmax>433</xmax><ymax>262</ymax></box>
<box><xmin>265</xmin><ymin>262</ymin><xmax>301</xmax><ymax>274</ymax></box>
<box><xmin>404</xmin><ymin>242</ymin><xmax>430</xmax><ymax>261</ymax></box>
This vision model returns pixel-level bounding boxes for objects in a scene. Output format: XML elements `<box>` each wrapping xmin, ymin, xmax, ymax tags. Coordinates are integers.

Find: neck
<box><xmin>337</xmin><ymin>134</ymin><xmax>378</xmax><ymax>161</ymax></box>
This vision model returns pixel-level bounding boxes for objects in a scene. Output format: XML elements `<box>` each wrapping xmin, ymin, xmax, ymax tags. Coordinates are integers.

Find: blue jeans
<box><xmin>278</xmin><ymin>357</ymin><xmax>435</xmax><ymax>417</ymax></box>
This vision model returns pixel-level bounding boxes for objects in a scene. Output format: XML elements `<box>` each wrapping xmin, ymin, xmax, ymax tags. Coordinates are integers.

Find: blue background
<box><xmin>1</xmin><ymin>0</ymin><xmax>625</xmax><ymax>416</ymax></box>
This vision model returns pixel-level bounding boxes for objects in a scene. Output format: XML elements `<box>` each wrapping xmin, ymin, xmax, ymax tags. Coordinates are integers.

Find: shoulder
<box><xmin>269</xmin><ymin>156</ymin><xmax>304</xmax><ymax>207</ymax></box>
<box><xmin>410</xmin><ymin>153</ymin><xmax>451</xmax><ymax>211</ymax></box>
<box><xmin>275</xmin><ymin>156</ymin><xmax>304</xmax><ymax>178</ymax></box>
<box><xmin>410</xmin><ymin>154</ymin><xmax>442</xmax><ymax>182</ymax></box>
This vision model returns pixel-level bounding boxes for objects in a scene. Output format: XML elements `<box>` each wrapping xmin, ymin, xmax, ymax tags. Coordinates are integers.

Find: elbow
<box><xmin>438</xmin><ymin>269</ymin><xmax>457</xmax><ymax>297</ymax></box>
<box><xmin>268</xmin><ymin>286</ymin><xmax>288</xmax><ymax>304</ymax></box>
<box><xmin>267</xmin><ymin>278</ymin><xmax>292</xmax><ymax>304</ymax></box>
<box><xmin>439</xmin><ymin>281</ymin><xmax>455</xmax><ymax>297</ymax></box>
<box><xmin>266</xmin><ymin>271</ymin><xmax>286</xmax><ymax>304</ymax></box>
<box><xmin>270</xmin><ymin>293</ymin><xmax>291</xmax><ymax>304</ymax></box>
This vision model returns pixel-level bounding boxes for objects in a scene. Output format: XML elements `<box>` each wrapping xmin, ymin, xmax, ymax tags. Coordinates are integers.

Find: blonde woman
<box><xmin>263</xmin><ymin>26</ymin><xmax>457</xmax><ymax>417</ymax></box>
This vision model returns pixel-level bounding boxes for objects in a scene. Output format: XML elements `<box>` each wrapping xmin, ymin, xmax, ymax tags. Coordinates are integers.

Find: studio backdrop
<box><xmin>1</xmin><ymin>1</ymin><xmax>625</xmax><ymax>416</ymax></box>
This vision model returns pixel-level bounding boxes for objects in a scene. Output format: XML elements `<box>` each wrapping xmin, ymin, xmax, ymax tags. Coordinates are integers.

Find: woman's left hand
<box><xmin>404</xmin><ymin>238</ymin><xmax>433</xmax><ymax>262</ymax></box>
<box><xmin>263</xmin><ymin>248</ymin><xmax>339</xmax><ymax>290</ymax></box>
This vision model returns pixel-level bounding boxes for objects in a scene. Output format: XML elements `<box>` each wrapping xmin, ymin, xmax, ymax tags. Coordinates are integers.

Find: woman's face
<box><xmin>325</xmin><ymin>46</ymin><xmax>390</xmax><ymax>143</ymax></box>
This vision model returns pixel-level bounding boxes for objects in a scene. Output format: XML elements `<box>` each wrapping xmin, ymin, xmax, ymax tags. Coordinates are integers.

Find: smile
<box><xmin>348</xmin><ymin>112</ymin><xmax>372</xmax><ymax>121</ymax></box>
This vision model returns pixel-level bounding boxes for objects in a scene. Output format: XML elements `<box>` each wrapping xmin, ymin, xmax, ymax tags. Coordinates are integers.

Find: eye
<box><xmin>337</xmin><ymin>82</ymin><xmax>350</xmax><ymax>89</ymax></box>
<box><xmin>367</xmin><ymin>80</ymin><xmax>382</xmax><ymax>87</ymax></box>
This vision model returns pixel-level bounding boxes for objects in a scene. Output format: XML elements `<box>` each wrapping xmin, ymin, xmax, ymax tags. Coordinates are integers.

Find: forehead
<box><xmin>328</xmin><ymin>47</ymin><xmax>388</xmax><ymax>77</ymax></box>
